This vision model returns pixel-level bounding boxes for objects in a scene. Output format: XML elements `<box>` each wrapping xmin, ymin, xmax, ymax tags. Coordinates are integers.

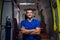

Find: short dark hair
<box><xmin>26</xmin><ymin>8</ymin><xmax>33</xmax><ymax>11</ymax></box>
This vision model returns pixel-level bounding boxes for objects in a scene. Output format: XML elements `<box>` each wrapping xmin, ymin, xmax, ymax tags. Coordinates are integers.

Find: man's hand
<box><xmin>31</xmin><ymin>27</ymin><xmax>40</xmax><ymax>35</ymax></box>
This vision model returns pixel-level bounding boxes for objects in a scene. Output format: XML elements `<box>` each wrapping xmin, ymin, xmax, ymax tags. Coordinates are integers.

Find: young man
<box><xmin>19</xmin><ymin>8</ymin><xmax>41</xmax><ymax>40</ymax></box>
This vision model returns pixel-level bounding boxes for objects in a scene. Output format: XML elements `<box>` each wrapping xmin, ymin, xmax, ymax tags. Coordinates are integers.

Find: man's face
<box><xmin>26</xmin><ymin>10</ymin><xmax>34</xmax><ymax>19</ymax></box>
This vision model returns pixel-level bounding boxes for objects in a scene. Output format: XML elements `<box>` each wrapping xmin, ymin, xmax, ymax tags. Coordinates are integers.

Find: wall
<box><xmin>2</xmin><ymin>2</ymin><xmax>12</xmax><ymax>25</ymax></box>
<box><xmin>38</xmin><ymin>0</ymin><xmax>53</xmax><ymax>34</ymax></box>
<box><xmin>1</xmin><ymin>2</ymin><xmax>12</xmax><ymax>40</ymax></box>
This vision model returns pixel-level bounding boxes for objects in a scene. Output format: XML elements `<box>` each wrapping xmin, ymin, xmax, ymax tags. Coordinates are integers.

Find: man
<box><xmin>19</xmin><ymin>8</ymin><xmax>41</xmax><ymax>40</ymax></box>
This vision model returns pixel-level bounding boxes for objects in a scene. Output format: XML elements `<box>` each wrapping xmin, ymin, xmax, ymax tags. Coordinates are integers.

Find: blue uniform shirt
<box><xmin>19</xmin><ymin>19</ymin><xmax>41</xmax><ymax>40</ymax></box>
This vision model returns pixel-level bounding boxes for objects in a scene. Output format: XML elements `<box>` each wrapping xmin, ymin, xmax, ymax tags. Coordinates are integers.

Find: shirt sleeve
<box><xmin>19</xmin><ymin>21</ymin><xmax>25</xmax><ymax>29</ymax></box>
<box><xmin>35</xmin><ymin>20</ymin><xmax>41</xmax><ymax>28</ymax></box>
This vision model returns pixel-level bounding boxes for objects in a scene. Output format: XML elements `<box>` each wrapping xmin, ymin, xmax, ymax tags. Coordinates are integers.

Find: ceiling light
<box><xmin>19</xmin><ymin>3</ymin><xmax>35</xmax><ymax>5</ymax></box>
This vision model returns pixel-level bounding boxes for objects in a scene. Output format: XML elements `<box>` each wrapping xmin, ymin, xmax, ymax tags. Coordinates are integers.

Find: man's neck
<box><xmin>27</xmin><ymin>18</ymin><xmax>33</xmax><ymax>22</ymax></box>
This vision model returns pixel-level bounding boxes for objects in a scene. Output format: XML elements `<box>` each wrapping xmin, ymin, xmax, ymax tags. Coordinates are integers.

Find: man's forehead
<box><xmin>27</xmin><ymin>10</ymin><xmax>33</xmax><ymax>12</ymax></box>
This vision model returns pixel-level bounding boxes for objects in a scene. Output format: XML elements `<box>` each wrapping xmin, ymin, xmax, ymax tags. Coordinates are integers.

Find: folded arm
<box><xmin>21</xmin><ymin>26</ymin><xmax>35</xmax><ymax>34</ymax></box>
<box><xmin>31</xmin><ymin>27</ymin><xmax>41</xmax><ymax>35</ymax></box>
<box><xmin>21</xmin><ymin>27</ymin><xmax>41</xmax><ymax>35</ymax></box>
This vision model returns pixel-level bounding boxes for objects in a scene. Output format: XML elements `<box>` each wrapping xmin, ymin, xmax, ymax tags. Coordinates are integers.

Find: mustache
<box><xmin>28</xmin><ymin>15</ymin><xmax>31</xmax><ymax>16</ymax></box>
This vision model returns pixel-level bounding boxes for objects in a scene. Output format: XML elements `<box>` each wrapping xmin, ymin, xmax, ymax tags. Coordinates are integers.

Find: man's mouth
<box><xmin>29</xmin><ymin>16</ymin><xmax>31</xmax><ymax>17</ymax></box>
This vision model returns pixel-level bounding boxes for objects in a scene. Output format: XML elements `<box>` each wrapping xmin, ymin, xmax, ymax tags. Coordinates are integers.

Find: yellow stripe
<box><xmin>56</xmin><ymin>0</ymin><xmax>60</xmax><ymax>40</ymax></box>
<box><xmin>52</xmin><ymin>7</ymin><xmax>57</xmax><ymax>31</ymax></box>
<box><xmin>58</xmin><ymin>33</ymin><xmax>60</xmax><ymax>40</ymax></box>
<box><xmin>56</xmin><ymin>0</ymin><xmax>60</xmax><ymax>32</ymax></box>
<box><xmin>50</xmin><ymin>0</ymin><xmax>57</xmax><ymax>32</ymax></box>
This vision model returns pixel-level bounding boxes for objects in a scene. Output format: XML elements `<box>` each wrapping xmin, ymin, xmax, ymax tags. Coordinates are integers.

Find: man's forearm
<box><xmin>21</xmin><ymin>28</ymin><xmax>40</xmax><ymax>35</ymax></box>
<box><xmin>30</xmin><ymin>29</ymin><xmax>40</xmax><ymax>35</ymax></box>
<box><xmin>21</xmin><ymin>29</ymin><xmax>35</xmax><ymax>34</ymax></box>
<box><xmin>22</xmin><ymin>30</ymin><xmax>40</xmax><ymax>35</ymax></box>
<box><xmin>31</xmin><ymin>31</ymin><xmax>40</xmax><ymax>35</ymax></box>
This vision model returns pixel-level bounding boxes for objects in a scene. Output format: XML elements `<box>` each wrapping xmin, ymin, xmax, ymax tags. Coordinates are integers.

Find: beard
<box><xmin>27</xmin><ymin>16</ymin><xmax>33</xmax><ymax>19</ymax></box>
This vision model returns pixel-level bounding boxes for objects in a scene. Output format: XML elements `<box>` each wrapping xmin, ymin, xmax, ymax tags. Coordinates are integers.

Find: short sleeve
<box><xmin>35</xmin><ymin>20</ymin><xmax>41</xmax><ymax>28</ymax></box>
<box><xmin>19</xmin><ymin>21</ymin><xmax>25</xmax><ymax>28</ymax></box>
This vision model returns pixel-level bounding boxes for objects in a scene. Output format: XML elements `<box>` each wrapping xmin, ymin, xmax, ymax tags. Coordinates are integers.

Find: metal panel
<box><xmin>56</xmin><ymin>0</ymin><xmax>60</xmax><ymax>40</ymax></box>
<box><xmin>4</xmin><ymin>0</ymin><xmax>11</xmax><ymax>1</ymax></box>
<box><xmin>1</xmin><ymin>2</ymin><xmax>12</xmax><ymax>40</ymax></box>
